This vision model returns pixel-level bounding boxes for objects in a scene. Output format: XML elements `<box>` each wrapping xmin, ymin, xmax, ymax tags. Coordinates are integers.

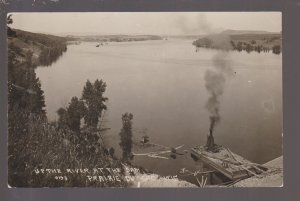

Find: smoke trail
<box><xmin>175</xmin><ymin>13</ymin><xmax>214</xmax><ymax>35</ymax></box>
<box><xmin>175</xmin><ymin>13</ymin><xmax>234</xmax><ymax>135</ymax></box>
<box><xmin>205</xmin><ymin>48</ymin><xmax>234</xmax><ymax>135</ymax></box>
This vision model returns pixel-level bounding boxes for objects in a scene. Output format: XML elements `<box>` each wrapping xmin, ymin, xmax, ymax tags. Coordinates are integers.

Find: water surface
<box><xmin>36</xmin><ymin>39</ymin><xmax>282</xmax><ymax>179</ymax></box>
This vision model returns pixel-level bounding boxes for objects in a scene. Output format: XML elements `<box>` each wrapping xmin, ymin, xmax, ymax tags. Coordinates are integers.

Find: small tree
<box><xmin>59</xmin><ymin>97</ymin><xmax>87</xmax><ymax>132</ymax></box>
<box><xmin>119</xmin><ymin>113</ymin><xmax>133</xmax><ymax>161</ymax></box>
<box><xmin>7</xmin><ymin>14</ymin><xmax>16</xmax><ymax>37</ymax></box>
<box><xmin>57</xmin><ymin>107</ymin><xmax>68</xmax><ymax>128</ymax></box>
<box><xmin>272</xmin><ymin>45</ymin><xmax>281</xmax><ymax>54</ymax></box>
<box><xmin>236</xmin><ymin>41</ymin><xmax>243</xmax><ymax>51</ymax></box>
<box><xmin>7</xmin><ymin>14</ymin><xmax>13</xmax><ymax>25</ymax></box>
<box><xmin>245</xmin><ymin>43</ymin><xmax>253</xmax><ymax>53</ymax></box>
<box><xmin>82</xmin><ymin>79</ymin><xmax>108</xmax><ymax>129</ymax></box>
<box><xmin>109</xmin><ymin>147</ymin><xmax>115</xmax><ymax>158</ymax></box>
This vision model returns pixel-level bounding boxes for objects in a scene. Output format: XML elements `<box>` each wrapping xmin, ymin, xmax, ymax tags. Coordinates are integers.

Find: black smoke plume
<box><xmin>205</xmin><ymin>49</ymin><xmax>234</xmax><ymax>137</ymax></box>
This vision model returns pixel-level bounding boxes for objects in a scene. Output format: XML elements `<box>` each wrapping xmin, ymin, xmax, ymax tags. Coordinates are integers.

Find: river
<box><xmin>35</xmin><ymin>39</ymin><xmax>282</xmax><ymax>182</ymax></box>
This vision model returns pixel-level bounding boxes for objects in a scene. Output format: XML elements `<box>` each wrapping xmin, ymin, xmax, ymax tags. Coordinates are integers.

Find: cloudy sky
<box><xmin>10</xmin><ymin>12</ymin><xmax>281</xmax><ymax>35</ymax></box>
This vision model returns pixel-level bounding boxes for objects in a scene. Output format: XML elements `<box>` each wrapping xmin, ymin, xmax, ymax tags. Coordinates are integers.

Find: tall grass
<box><xmin>8</xmin><ymin>113</ymin><xmax>128</xmax><ymax>187</ymax></box>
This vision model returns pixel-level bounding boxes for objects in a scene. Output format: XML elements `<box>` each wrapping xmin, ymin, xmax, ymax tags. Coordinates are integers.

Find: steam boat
<box><xmin>191</xmin><ymin>132</ymin><xmax>267</xmax><ymax>181</ymax></box>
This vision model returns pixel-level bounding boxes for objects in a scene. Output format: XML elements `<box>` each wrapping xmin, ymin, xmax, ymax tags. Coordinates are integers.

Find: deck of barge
<box><xmin>191</xmin><ymin>145</ymin><xmax>266</xmax><ymax>180</ymax></box>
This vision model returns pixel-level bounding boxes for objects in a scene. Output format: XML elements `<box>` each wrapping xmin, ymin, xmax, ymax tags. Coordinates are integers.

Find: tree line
<box><xmin>193</xmin><ymin>37</ymin><xmax>281</xmax><ymax>54</ymax></box>
<box><xmin>57</xmin><ymin>79</ymin><xmax>108</xmax><ymax>132</ymax></box>
<box><xmin>231</xmin><ymin>40</ymin><xmax>281</xmax><ymax>54</ymax></box>
<box><xmin>8</xmin><ymin>61</ymin><xmax>134</xmax><ymax>186</ymax></box>
<box><xmin>56</xmin><ymin>79</ymin><xmax>134</xmax><ymax>162</ymax></box>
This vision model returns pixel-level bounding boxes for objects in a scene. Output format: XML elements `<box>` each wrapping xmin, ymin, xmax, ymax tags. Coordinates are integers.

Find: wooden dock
<box><xmin>191</xmin><ymin>145</ymin><xmax>265</xmax><ymax>181</ymax></box>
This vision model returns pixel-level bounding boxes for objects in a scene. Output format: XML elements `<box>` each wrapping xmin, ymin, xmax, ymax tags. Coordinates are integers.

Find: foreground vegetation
<box><xmin>7</xmin><ymin>17</ymin><xmax>135</xmax><ymax>187</ymax></box>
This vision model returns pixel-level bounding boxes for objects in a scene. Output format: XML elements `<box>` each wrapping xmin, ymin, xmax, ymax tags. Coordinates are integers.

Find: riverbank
<box><xmin>193</xmin><ymin>31</ymin><xmax>282</xmax><ymax>54</ymax></box>
<box><xmin>7</xmin><ymin>28</ymin><xmax>196</xmax><ymax>188</ymax></box>
<box><xmin>69</xmin><ymin>34</ymin><xmax>163</xmax><ymax>43</ymax></box>
<box><xmin>233</xmin><ymin>156</ymin><xmax>283</xmax><ymax>187</ymax></box>
<box><xmin>129</xmin><ymin>173</ymin><xmax>196</xmax><ymax>187</ymax></box>
<box><xmin>8</xmin><ymin>29</ymin><xmax>68</xmax><ymax>67</ymax></box>
<box><xmin>7</xmin><ymin>28</ymin><xmax>282</xmax><ymax>187</ymax></box>
<box><xmin>130</xmin><ymin>154</ymin><xmax>283</xmax><ymax>188</ymax></box>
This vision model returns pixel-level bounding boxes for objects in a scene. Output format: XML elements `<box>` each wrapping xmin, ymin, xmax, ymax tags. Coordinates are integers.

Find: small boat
<box><xmin>140</xmin><ymin>135</ymin><xmax>149</xmax><ymax>144</ymax></box>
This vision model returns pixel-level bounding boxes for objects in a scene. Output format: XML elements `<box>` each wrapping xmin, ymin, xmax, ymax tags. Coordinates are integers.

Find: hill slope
<box><xmin>8</xmin><ymin>29</ymin><xmax>68</xmax><ymax>66</ymax></box>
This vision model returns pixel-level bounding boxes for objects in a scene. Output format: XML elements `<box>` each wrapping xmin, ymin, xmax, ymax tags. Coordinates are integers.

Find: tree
<box><xmin>82</xmin><ymin>79</ymin><xmax>108</xmax><ymax>128</ymax></box>
<box><xmin>193</xmin><ymin>37</ymin><xmax>213</xmax><ymax>48</ymax></box>
<box><xmin>7</xmin><ymin>14</ymin><xmax>13</xmax><ymax>25</ymax></box>
<box><xmin>63</xmin><ymin>97</ymin><xmax>87</xmax><ymax>132</ymax></box>
<box><xmin>25</xmin><ymin>50</ymin><xmax>33</xmax><ymax>65</ymax></box>
<box><xmin>119</xmin><ymin>113</ymin><xmax>133</xmax><ymax>161</ymax></box>
<box><xmin>236</xmin><ymin>41</ymin><xmax>243</xmax><ymax>51</ymax></box>
<box><xmin>272</xmin><ymin>45</ymin><xmax>281</xmax><ymax>54</ymax></box>
<box><xmin>230</xmin><ymin>41</ymin><xmax>236</xmax><ymax>49</ymax></box>
<box><xmin>109</xmin><ymin>147</ymin><xmax>115</xmax><ymax>158</ymax></box>
<box><xmin>57</xmin><ymin>107</ymin><xmax>68</xmax><ymax>128</ymax></box>
<box><xmin>28</xmin><ymin>78</ymin><xmax>46</xmax><ymax>114</ymax></box>
<box><xmin>7</xmin><ymin>14</ymin><xmax>16</xmax><ymax>37</ymax></box>
<box><xmin>245</xmin><ymin>43</ymin><xmax>253</xmax><ymax>53</ymax></box>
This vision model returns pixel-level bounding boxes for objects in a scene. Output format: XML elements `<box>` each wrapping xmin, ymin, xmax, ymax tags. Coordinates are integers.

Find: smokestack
<box><xmin>209</xmin><ymin>115</ymin><xmax>219</xmax><ymax>136</ymax></box>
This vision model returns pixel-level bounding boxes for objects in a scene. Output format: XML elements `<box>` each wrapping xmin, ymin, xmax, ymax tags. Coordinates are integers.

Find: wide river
<box><xmin>36</xmin><ymin>39</ymin><xmax>282</xmax><ymax>180</ymax></box>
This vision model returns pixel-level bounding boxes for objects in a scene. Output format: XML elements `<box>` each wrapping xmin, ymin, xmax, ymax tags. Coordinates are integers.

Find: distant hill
<box><xmin>69</xmin><ymin>35</ymin><xmax>163</xmax><ymax>42</ymax></box>
<box><xmin>8</xmin><ymin>29</ymin><xmax>68</xmax><ymax>66</ymax></box>
<box><xmin>166</xmin><ymin>35</ymin><xmax>204</xmax><ymax>40</ymax></box>
<box><xmin>221</xmin><ymin>29</ymin><xmax>278</xmax><ymax>35</ymax></box>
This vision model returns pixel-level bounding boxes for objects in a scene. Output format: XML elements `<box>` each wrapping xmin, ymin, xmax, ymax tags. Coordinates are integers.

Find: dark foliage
<box><xmin>119</xmin><ymin>113</ymin><xmax>133</xmax><ymax>161</ymax></box>
<box><xmin>7</xmin><ymin>14</ymin><xmax>16</xmax><ymax>37</ymax></box>
<box><xmin>272</xmin><ymin>45</ymin><xmax>281</xmax><ymax>54</ymax></box>
<box><xmin>7</xmin><ymin>24</ymin><xmax>126</xmax><ymax>186</ymax></box>
<box><xmin>192</xmin><ymin>37</ymin><xmax>213</xmax><ymax>48</ymax></box>
<box><xmin>10</xmin><ymin>28</ymin><xmax>67</xmax><ymax>67</ymax></box>
<box><xmin>8</xmin><ymin>38</ymin><xmax>49</xmax><ymax>187</ymax></box>
<box><xmin>58</xmin><ymin>97</ymin><xmax>87</xmax><ymax>132</ymax></box>
<box><xmin>82</xmin><ymin>79</ymin><xmax>108</xmax><ymax>128</ymax></box>
<box><xmin>8</xmin><ymin>114</ymin><xmax>127</xmax><ymax>187</ymax></box>
<box><xmin>39</xmin><ymin>45</ymin><xmax>67</xmax><ymax>66</ymax></box>
<box><xmin>193</xmin><ymin>34</ymin><xmax>281</xmax><ymax>55</ymax></box>
<box><xmin>8</xmin><ymin>47</ymin><xmax>46</xmax><ymax>118</ymax></box>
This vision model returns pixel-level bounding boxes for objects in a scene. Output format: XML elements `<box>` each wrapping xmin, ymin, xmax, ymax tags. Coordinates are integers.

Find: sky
<box><xmin>10</xmin><ymin>12</ymin><xmax>281</xmax><ymax>35</ymax></box>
